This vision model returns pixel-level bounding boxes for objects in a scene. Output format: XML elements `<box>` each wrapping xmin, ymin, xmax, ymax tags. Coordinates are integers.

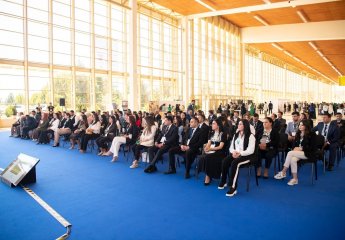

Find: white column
<box><xmin>259</xmin><ymin>52</ymin><xmax>263</xmax><ymax>103</ymax></box>
<box><xmin>128</xmin><ymin>0</ymin><xmax>138</xmax><ymax>110</ymax></box>
<box><xmin>181</xmin><ymin>17</ymin><xmax>190</xmax><ymax>108</ymax></box>
<box><xmin>23</xmin><ymin>0</ymin><xmax>29</xmax><ymax>114</ymax></box>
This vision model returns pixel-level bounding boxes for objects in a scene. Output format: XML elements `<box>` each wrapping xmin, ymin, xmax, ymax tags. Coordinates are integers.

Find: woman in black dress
<box><xmin>202</xmin><ymin>118</ymin><xmax>227</xmax><ymax>185</ymax></box>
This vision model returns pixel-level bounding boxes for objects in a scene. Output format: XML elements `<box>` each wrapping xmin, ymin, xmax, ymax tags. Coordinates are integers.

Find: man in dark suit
<box><xmin>196</xmin><ymin>113</ymin><xmax>210</xmax><ymax>145</ymax></box>
<box><xmin>144</xmin><ymin>116</ymin><xmax>178</xmax><ymax>173</ymax></box>
<box><xmin>312</xmin><ymin>113</ymin><xmax>340</xmax><ymax>171</ymax></box>
<box><xmin>271</xmin><ymin>113</ymin><xmax>281</xmax><ymax>132</ymax></box>
<box><xmin>21</xmin><ymin>114</ymin><xmax>37</xmax><ymax>139</ymax></box>
<box><xmin>250</xmin><ymin>113</ymin><xmax>263</xmax><ymax>141</ymax></box>
<box><xmin>187</xmin><ymin>100</ymin><xmax>196</xmax><ymax>115</ymax></box>
<box><xmin>208</xmin><ymin>110</ymin><xmax>216</xmax><ymax>125</ymax></box>
<box><xmin>335</xmin><ymin>112</ymin><xmax>345</xmax><ymax>147</ymax></box>
<box><xmin>166</xmin><ymin>117</ymin><xmax>204</xmax><ymax>178</ymax></box>
<box><xmin>277</xmin><ymin>111</ymin><xmax>287</xmax><ymax>133</ymax></box>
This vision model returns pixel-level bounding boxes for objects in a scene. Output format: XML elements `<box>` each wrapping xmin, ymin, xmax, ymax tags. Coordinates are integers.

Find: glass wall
<box><xmin>191</xmin><ymin>17</ymin><xmax>241</xmax><ymax>110</ymax></box>
<box><xmin>0</xmin><ymin>0</ymin><xmax>339</xmax><ymax>119</ymax></box>
<box><xmin>0</xmin><ymin>0</ymin><xmax>128</xmax><ymax>117</ymax></box>
<box><xmin>244</xmin><ymin>48</ymin><xmax>334</xmax><ymax>104</ymax></box>
<box><xmin>137</xmin><ymin>6</ymin><xmax>180</xmax><ymax>110</ymax></box>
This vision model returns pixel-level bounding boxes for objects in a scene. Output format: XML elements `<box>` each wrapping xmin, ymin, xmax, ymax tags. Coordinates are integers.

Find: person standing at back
<box><xmin>268</xmin><ymin>101</ymin><xmax>273</xmax><ymax>114</ymax></box>
<box><xmin>187</xmin><ymin>100</ymin><xmax>196</xmax><ymax>115</ymax></box>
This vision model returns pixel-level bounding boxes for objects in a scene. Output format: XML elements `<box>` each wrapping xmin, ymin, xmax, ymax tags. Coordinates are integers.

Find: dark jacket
<box><xmin>156</xmin><ymin>124</ymin><xmax>179</xmax><ymax>147</ymax></box>
<box><xmin>37</xmin><ymin>119</ymin><xmax>50</xmax><ymax>131</ymax></box>
<box><xmin>250</xmin><ymin>120</ymin><xmax>264</xmax><ymax>141</ymax></box>
<box><xmin>312</xmin><ymin>121</ymin><xmax>339</xmax><ymax>145</ymax></box>
<box><xmin>60</xmin><ymin>118</ymin><xmax>74</xmax><ymax>130</ymax></box>
<box><xmin>182</xmin><ymin>127</ymin><xmax>204</xmax><ymax>151</ymax></box>
<box><xmin>294</xmin><ymin>132</ymin><xmax>316</xmax><ymax>159</ymax></box>
<box><xmin>24</xmin><ymin>116</ymin><xmax>37</xmax><ymax>129</ymax></box>
<box><xmin>199</xmin><ymin>122</ymin><xmax>210</xmax><ymax>145</ymax></box>
<box><xmin>126</xmin><ymin>125</ymin><xmax>140</xmax><ymax>145</ymax></box>
<box><xmin>265</xmin><ymin>128</ymin><xmax>280</xmax><ymax>150</ymax></box>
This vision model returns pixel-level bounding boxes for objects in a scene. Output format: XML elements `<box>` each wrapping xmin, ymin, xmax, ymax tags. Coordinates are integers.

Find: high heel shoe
<box><xmin>204</xmin><ymin>178</ymin><xmax>212</xmax><ymax>186</ymax></box>
<box><xmin>52</xmin><ymin>143</ymin><xmax>59</xmax><ymax>147</ymax></box>
<box><xmin>111</xmin><ymin>156</ymin><xmax>118</xmax><ymax>163</ymax></box>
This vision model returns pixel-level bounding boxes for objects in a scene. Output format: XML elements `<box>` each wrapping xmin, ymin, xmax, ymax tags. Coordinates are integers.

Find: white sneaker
<box><xmin>287</xmin><ymin>179</ymin><xmax>298</xmax><ymax>186</ymax></box>
<box><xmin>130</xmin><ymin>163</ymin><xmax>139</xmax><ymax>169</ymax></box>
<box><xmin>274</xmin><ymin>171</ymin><xmax>286</xmax><ymax>180</ymax></box>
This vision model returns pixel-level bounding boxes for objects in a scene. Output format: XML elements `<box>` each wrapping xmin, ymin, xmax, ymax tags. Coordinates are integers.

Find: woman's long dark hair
<box><xmin>144</xmin><ymin>116</ymin><xmax>155</xmax><ymax>134</ymax></box>
<box><xmin>234</xmin><ymin>119</ymin><xmax>251</xmax><ymax>140</ymax></box>
<box><xmin>92</xmin><ymin>112</ymin><xmax>99</xmax><ymax>124</ymax></box>
<box><xmin>128</xmin><ymin>115</ymin><xmax>136</xmax><ymax>127</ymax></box>
<box><xmin>81</xmin><ymin>114</ymin><xmax>89</xmax><ymax>128</ymax></box>
<box><xmin>296</xmin><ymin>119</ymin><xmax>311</xmax><ymax>138</ymax></box>
<box><xmin>213</xmin><ymin>117</ymin><xmax>224</xmax><ymax>133</ymax></box>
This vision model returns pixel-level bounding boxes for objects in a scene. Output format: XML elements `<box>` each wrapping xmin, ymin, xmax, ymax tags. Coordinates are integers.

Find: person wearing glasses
<box><xmin>274</xmin><ymin>120</ymin><xmax>316</xmax><ymax>185</ymax></box>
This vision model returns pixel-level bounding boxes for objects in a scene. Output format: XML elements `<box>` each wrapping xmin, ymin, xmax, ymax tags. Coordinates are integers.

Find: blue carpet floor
<box><xmin>0</xmin><ymin>130</ymin><xmax>344</xmax><ymax>240</ymax></box>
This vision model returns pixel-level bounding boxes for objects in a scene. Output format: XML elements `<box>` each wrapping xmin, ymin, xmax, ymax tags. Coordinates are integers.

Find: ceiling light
<box><xmin>272</xmin><ymin>43</ymin><xmax>283</xmax><ymax>51</ymax></box>
<box><xmin>195</xmin><ymin>0</ymin><xmax>216</xmax><ymax>12</ymax></box>
<box><xmin>253</xmin><ymin>15</ymin><xmax>269</xmax><ymax>26</ymax></box>
<box><xmin>308</xmin><ymin>42</ymin><xmax>318</xmax><ymax>51</ymax></box>
<box><xmin>297</xmin><ymin>10</ymin><xmax>308</xmax><ymax>23</ymax></box>
<box><xmin>316</xmin><ymin>50</ymin><xmax>323</xmax><ymax>57</ymax></box>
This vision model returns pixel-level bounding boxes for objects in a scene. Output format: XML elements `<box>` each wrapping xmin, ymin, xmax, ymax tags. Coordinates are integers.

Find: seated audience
<box><xmin>96</xmin><ymin>115</ymin><xmax>117</xmax><ymax>155</ymax></box>
<box><xmin>32</xmin><ymin>113</ymin><xmax>50</xmax><ymax>143</ymax></box>
<box><xmin>166</xmin><ymin>116</ymin><xmax>204</xmax><ymax>177</ymax></box>
<box><xmin>274</xmin><ymin>120</ymin><xmax>316</xmax><ymax>185</ymax></box>
<box><xmin>104</xmin><ymin>115</ymin><xmax>139</xmax><ymax>162</ymax></box>
<box><xmin>53</xmin><ymin>113</ymin><xmax>73</xmax><ymax>147</ymax></box>
<box><xmin>79</xmin><ymin>112</ymin><xmax>101</xmax><ymax>153</ymax></box>
<box><xmin>130</xmin><ymin>116</ymin><xmax>157</xmax><ymax>169</ymax></box>
<box><xmin>256</xmin><ymin>117</ymin><xmax>279</xmax><ymax>178</ymax></box>
<box><xmin>219</xmin><ymin>119</ymin><xmax>256</xmax><ymax>197</ymax></box>
<box><xmin>144</xmin><ymin>115</ymin><xmax>178</xmax><ymax>173</ymax></box>
<box><xmin>21</xmin><ymin>113</ymin><xmax>37</xmax><ymax>139</ymax></box>
<box><xmin>10</xmin><ymin>112</ymin><xmax>24</xmax><ymax>137</ymax></box>
<box><xmin>312</xmin><ymin>113</ymin><xmax>340</xmax><ymax>171</ymax></box>
<box><xmin>201</xmin><ymin>118</ymin><xmax>227</xmax><ymax>185</ymax></box>
<box><xmin>69</xmin><ymin>114</ymin><xmax>88</xmax><ymax>149</ymax></box>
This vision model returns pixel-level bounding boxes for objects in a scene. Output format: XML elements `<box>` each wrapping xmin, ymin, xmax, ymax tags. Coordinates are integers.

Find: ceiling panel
<box><xmin>149</xmin><ymin>0</ymin><xmax>345</xmax><ymax>82</ymax></box>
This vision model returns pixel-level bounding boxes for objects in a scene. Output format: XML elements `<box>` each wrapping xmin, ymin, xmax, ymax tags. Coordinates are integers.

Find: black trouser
<box><xmin>257</xmin><ymin>149</ymin><xmax>277</xmax><ymax>169</ymax></box>
<box><xmin>96</xmin><ymin>135</ymin><xmax>112</xmax><ymax>150</ymax></box>
<box><xmin>324</xmin><ymin>143</ymin><xmax>338</xmax><ymax>166</ymax></box>
<box><xmin>22</xmin><ymin>126</ymin><xmax>35</xmax><ymax>138</ymax></box>
<box><xmin>132</xmin><ymin>144</ymin><xmax>149</xmax><ymax>160</ymax></box>
<box><xmin>80</xmin><ymin>133</ymin><xmax>100</xmax><ymax>151</ymax></box>
<box><xmin>38</xmin><ymin>129</ymin><xmax>50</xmax><ymax>144</ymax></box>
<box><xmin>168</xmin><ymin>146</ymin><xmax>198</xmax><ymax>172</ymax></box>
<box><xmin>148</xmin><ymin>145</ymin><xmax>171</xmax><ymax>166</ymax></box>
<box><xmin>221</xmin><ymin>155</ymin><xmax>252</xmax><ymax>189</ymax></box>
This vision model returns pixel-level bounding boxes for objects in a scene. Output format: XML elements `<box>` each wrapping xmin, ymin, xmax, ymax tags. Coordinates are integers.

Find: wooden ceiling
<box><xmin>151</xmin><ymin>0</ymin><xmax>345</xmax><ymax>83</ymax></box>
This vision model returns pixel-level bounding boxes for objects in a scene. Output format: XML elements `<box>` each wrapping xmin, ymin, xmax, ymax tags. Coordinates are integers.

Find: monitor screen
<box><xmin>0</xmin><ymin>153</ymin><xmax>39</xmax><ymax>186</ymax></box>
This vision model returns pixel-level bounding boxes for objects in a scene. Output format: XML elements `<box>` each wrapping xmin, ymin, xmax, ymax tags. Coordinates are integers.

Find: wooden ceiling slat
<box><xmin>149</xmin><ymin>0</ymin><xmax>345</xmax><ymax>82</ymax></box>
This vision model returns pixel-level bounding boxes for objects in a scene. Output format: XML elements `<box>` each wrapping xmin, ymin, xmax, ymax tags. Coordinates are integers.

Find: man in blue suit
<box><xmin>312</xmin><ymin>113</ymin><xmax>340</xmax><ymax>171</ymax></box>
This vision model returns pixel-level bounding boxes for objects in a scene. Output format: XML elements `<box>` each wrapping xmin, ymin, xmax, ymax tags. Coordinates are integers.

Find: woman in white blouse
<box><xmin>218</xmin><ymin>119</ymin><xmax>256</xmax><ymax>197</ymax></box>
<box><xmin>129</xmin><ymin>116</ymin><xmax>157</xmax><ymax>169</ymax></box>
<box><xmin>79</xmin><ymin>112</ymin><xmax>101</xmax><ymax>153</ymax></box>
